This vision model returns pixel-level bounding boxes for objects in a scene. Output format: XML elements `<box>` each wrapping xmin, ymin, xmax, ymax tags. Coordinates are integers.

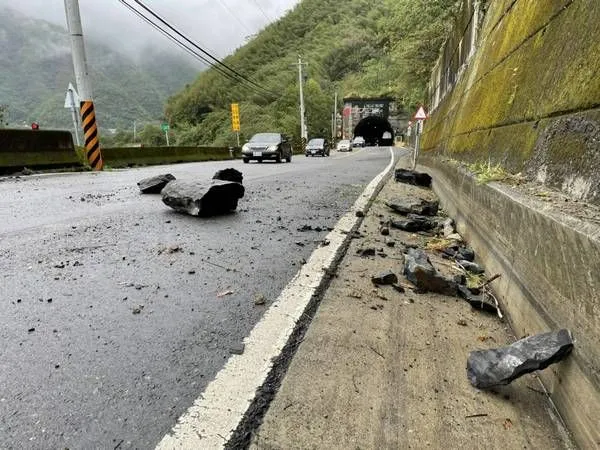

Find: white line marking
<box><xmin>156</xmin><ymin>148</ymin><xmax>396</xmax><ymax>450</ymax></box>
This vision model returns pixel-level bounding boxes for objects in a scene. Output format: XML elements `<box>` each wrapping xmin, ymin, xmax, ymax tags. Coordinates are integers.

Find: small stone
<box><xmin>357</xmin><ymin>247</ymin><xmax>376</xmax><ymax>257</ymax></box>
<box><xmin>371</xmin><ymin>270</ymin><xmax>398</xmax><ymax>286</ymax></box>
<box><xmin>356</xmin><ymin>210</ymin><xmax>365</xmax><ymax>217</ymax></box>
<box><xmin>380</xmin><ymin>226</ymin><xmax>390</xmax><ymax>236</ymax></box>
<box><xmin>458</xmin><ymin>260</ymin><xmax>485</xmax><ymax>274</ymax></box>
<box><xmin>254</xmin><ymin>294</ymin><xmax>266</xmax><ymax>305</ymax></box>
<box><xmin>188</xmin><ymin>270</ymin><xmax>196</xmax><ymax>274</ymax></box>
<box><xmin>28</xmin><ymin>327</ymin><xmax>35</xmax><ymax>333</ymax></box>
<box><xmin>137</xmin><ymin>174</ymin><xmax>176</xmax><ymax>194</ymax></box>
<box><xmin>457</xmin><ymin>319</ymin><xmax>468</xmax><ymax>326</ymax></box>
<box><xmin>230</xmin><ymin>343</ymin><xmax>245</xmax><ymax>355</ymax></box>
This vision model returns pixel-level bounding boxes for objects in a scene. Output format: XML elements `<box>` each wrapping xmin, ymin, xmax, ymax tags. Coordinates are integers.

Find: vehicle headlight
<box><xmin>267</xmin><ymin>145</ymin><xmax>278</xmax><ymax>151</ymax></box>
<box><xmin>242</xmin><ymin>144</ymin><xmax>250</xmax><ymax>152</ymax></box>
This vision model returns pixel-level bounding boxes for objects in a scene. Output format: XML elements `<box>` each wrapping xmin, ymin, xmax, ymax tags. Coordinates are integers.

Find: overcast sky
<box><xmin>2</xmin><ymin>0</ymin><xmax>300</xmax><ymax>60</ymax></box>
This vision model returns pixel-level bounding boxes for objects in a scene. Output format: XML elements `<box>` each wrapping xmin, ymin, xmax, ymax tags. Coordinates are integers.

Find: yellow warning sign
<box><xmin>231</xmin><ymin>103</ymin><xmax>240</xmax><ymax>132</ymax></box>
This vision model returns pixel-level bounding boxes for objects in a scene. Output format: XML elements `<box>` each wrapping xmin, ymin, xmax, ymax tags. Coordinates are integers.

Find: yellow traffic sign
<box><xmin>231</xmin><ymin>103</ymin><xmax>240</xmax><ymax>131</ymax></box>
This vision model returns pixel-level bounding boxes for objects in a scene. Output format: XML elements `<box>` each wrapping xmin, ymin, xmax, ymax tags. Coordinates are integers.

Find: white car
<box><xmin>352</xmin><ymin>136</ymin><xmax>366</xmax><ymax>148</ymax></box>
<box><xmin>336</xmin><ymin>140</ymin><xmax>351</xmax><ymax>152</ymax></box>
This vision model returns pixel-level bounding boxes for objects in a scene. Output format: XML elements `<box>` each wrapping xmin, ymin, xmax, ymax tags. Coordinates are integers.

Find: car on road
<box><xmin>352</xmin><ymin>136</ymin><xmax>366</xmax><ymax>148</ymax></box>
<box><xmin>305</xmin><ymin>138</ymin><xmax>330</xmax><ymax>157</ymax></box>
<box><xmin>242</xmin><ymin>132</ymin><xmax>293</xmax><ymax>163</ymax></box>
<box><xmin>336</xmin><ymin>139</ymin><xmax>352</xmax><ymax>152</ymax></box>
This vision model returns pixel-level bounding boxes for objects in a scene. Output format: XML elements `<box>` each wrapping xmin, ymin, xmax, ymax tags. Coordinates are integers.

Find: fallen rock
<box><xmin>213</xmin><ymin>168</ymin><xmax>243</xmax><ymax>184</ymax></box>
<box><xmin>137</xmin><ymin>174</ymin><xmax>176</xmax><ymax>194</ymax></box>
<box><xmin>403</xmin><ymin>248</ymin><xmax>457</xmax><ymax>296</ymax></box>
<box><xmin>371</xmin><ymin>270</ymin><xmax>398</xmax><ymax>285</ymax></box>
<box><xmin>161</xmin><ymin>180</ymin><xmax>245</xmax><ymax>217</ymax></box>
<box><xmin>390</xmin><ymin>214</ymin><xmax>437</xmax><ymax>232</ymax></box>
<box><xmin>387</xmin><ymin>198</ymin><xmax>439</xmax><ymax>216</ymax></box>
<box><xmin>457</xmin><ymin>246</ymin><xmax>475</xmax><ymax>262</ymax></box>
<box><xmin>394</xmin><ymin>169</ymin><xmax>432</xmax><ymax>187</ymax></box>
<box><xmin>380</xmin><ymin>226</ymin><xmax>390</xmax><ymax>236</ymax></box>
<box><xmin>457</xmin><ymin>285</ymin><xmax>498</xmax><ymax>314</ymax></box>
<box><xmin>447</xmin><ymin>233</ymin><xmax>463</xmax><ymax>241</ymax></box>
<box><xmin>357</xmin><ymin>247</ymin><xmax>376</xmax><ymax>257</ymax></box>
<box><xmin>467</xmin><ymin>329</ymin><xmax>574</xmax><ymax>389</ymax></box>
<box><xmin>458</xmin><ymin>259</ymin><xmax>485</xmax><ymax>274</ymax></box>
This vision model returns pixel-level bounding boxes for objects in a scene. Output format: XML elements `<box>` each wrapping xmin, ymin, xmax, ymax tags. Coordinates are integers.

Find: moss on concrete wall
<box><xmin>423</xmin><ymin>0</ymin><xmax>600</xmax><ymax>203</ymax></box>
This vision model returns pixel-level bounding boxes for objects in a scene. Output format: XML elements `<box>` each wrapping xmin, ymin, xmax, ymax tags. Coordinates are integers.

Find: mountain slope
<box><xmin>0</xmin><ymin>7</ymin><xmax>198</xmax><ymax>130</ymax></box>
<box><xmin>166</xmin><ymin>0</ymin><xmax>457</xmax><ymax>146</ymax></box>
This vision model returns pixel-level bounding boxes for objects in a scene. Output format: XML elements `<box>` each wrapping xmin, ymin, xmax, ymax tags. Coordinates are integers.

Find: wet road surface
<box><xmin>0</xmin><ymin>147</ymin><xmax>395</xmax><ymax>449</ymax></box>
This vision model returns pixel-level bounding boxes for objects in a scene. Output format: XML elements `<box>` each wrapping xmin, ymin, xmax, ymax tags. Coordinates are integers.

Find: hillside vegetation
<box><xmin>166</xmin><ymin>0</ymin><xmax>458</xmax><ymax>147</ymax></box>
<box><xmin>0</xmin><ymin>7</ymin><xmax>197</xmax><ymax>130</ymax></box>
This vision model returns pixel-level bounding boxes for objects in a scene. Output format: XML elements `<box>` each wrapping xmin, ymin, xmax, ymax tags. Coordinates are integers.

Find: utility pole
<box><xmin>333</xmin><ymin>91</ymin><xmax>338</xmax><ymax>144</ymax></box>
<box><xmin>64</xmin><ymin>0</ymin><xmax>103</xmax><ymax>170</ymax></box>
<box><xmin>296</xmin><ymin>55</ymin><xmax>308</xmax><ymax>143</ymax></box>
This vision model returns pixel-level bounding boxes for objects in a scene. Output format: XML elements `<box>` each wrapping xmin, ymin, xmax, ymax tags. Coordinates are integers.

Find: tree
<box><xmin>0</xmin><ymin>105</ymin><xmax>8</xmax><ymax>127</ymax></box>
<box><xmin>139</xmin><ymin>124</ymin><xmax>166</xmax><ymax>146</ymax></box>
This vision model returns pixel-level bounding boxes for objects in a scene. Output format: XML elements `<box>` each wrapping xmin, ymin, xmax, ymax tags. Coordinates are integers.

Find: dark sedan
<box><xmin>305</xmin><ymin>138</ymin><xmax>330</xmax><ymax>157</ymax></box>
<box><xmin>242</xmin><ymin>133</ymin><xmax>293</xmax><ymax>163</ymax></box>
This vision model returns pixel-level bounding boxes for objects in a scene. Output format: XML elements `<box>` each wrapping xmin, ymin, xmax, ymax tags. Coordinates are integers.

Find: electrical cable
<box><xmin>131</xmin><ymin>0</ymin><xmax>279</xmax><ymax>98</ymax></box>
<box><xmin>118</xmin><ymin>0</ymin><xmax>278</xmax><ymax>99</ymax></box>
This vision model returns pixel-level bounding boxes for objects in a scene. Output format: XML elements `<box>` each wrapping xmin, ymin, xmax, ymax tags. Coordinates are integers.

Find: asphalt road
<box><xmin>0</xmin><ymin>147</ymin><xmax>396</xmax><ymax>449</ymax></box>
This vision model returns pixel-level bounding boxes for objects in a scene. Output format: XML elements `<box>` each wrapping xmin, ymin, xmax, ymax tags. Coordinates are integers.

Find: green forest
<box><xmin>165</xmin><ymin>0</ymin><xmax>458</xmax><ymax>147</ymax></box>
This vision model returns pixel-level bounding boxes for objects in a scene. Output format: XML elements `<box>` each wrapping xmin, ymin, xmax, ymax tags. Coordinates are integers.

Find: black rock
<box><xmin>380</xmin><ymin>226</ymin><xmax>390</xmax><ymax>236</ymax></box>
<box><xmin>457</xmin><ymin>285</ymin><xmax>497</xmax><ymax>314</ymax></box>
<box><xmin>297</xmin><ymin>225</ymin><xmax>313</xmax><ymax>232</ymax></box>
<box><xmin>161</xmin><ymin>180</ymin><xmax>245</xmax><ymax>217</ymax></box>
<box><xmin>390</xmin><ymin>214</ymin><xmax>436</xmax><ymax>232</ymax></box>
<box><xmin>403</xmin><ymin>248</ymin><xmax>457</xmax><ymax>296</ymax></box>
<box><xmin>372</xmin><ymin>270</ymin><xmax>398</xmax><ymax>285</ymax></box>
<box><xmin>137</xmin><ymin>173</ymin><xmax>176</xmax><ymax>194</ymax></box>
<box><xmin>213</xmin><ymin>168</ymin><xmax>243</xmax><ymax>184</ymax></box>
<box><xmin>467</xmin><ymin>329</ymin><xmax>574</xmax><ymax>389</ymax></box>
<box><xmin>457</xmin><ymin>246</ymin><xmax>475</xmax><ymax>262</ymax></box>
<box><xmin>357</xmin><ymin>247</ymin><xmax>376</xmax><ymax>257</ymax></box>
<box><xmin>394</xmin><ymin>169</ymin><xmax>432</xmax><ymax>187</ymax></box>
<box><xmin>458</xmin><ymin>259</ymin><xmax>485</xmax><ymax>274</ymax></box>
<box><xmin>387</xmin><ymin>198</ymin><xmax>439</xmax><ymax>216</ymax></box>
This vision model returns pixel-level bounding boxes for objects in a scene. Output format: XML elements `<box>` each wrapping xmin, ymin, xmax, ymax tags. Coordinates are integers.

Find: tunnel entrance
<box><xmin>353</xmin><ymin>116</ymin><xmax>395</xmax><ymax>146</ymax></box>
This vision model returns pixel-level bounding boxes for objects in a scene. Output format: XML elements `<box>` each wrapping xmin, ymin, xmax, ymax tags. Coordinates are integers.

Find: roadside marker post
<box><xmin>64</xmin><ymin>0</ymin><xmax>103</xmax><ymax>170</ymax></box>
<box><xmin>412</xmin><ymin>106</ymin><xmax>428</xmax><ymax>170</ymax></box>
<box><xmin>64</xmin><ymin>82</ymin><xmax>82</xmax><ymax>146</ymax></box>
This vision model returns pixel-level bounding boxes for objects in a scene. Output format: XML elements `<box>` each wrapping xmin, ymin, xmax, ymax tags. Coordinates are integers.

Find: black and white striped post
<box><xmin>64</xmin><ymin>0</ymin><xmax>103</xmax><ymax>171</ymax></box>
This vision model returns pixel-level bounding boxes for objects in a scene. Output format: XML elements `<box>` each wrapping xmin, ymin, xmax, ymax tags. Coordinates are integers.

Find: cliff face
<box><xmin>422</xmin><ymin>0</ymin><xmax>600</xmax><ymax>204</ymax></box>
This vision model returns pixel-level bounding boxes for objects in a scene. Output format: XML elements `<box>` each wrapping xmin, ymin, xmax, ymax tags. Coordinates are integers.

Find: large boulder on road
<box><xmin>213</xmin><ymin>168</ymin><xmax>243</xmax><ymax>184</ymax></box>
<box><xmin>137</xmin><ymin>173</ymin><xmax>176</xmax><ymax>194</ymax></box>
<box><xmin>161</xmin><ymin>180</ymin><xmax>245</xmax><ymax>217</ymax></box>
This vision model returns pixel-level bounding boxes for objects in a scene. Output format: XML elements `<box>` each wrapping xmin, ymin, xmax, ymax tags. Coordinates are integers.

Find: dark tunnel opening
<box><xmin>353</xmin><ymin>116</ymin><xmax>395</xmax><ymax>146</ymax></box>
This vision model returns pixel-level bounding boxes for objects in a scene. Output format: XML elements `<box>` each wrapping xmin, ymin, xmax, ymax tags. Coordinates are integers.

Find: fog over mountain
<box><xmin>0</xmin><ymin>0</ymin><xmax>300</xmax><ymax>59</ymax></box>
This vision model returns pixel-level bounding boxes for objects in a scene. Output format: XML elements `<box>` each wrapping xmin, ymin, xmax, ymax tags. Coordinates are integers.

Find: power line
<box><xmin>131</xmin><ymin>0</ymin><xmax>278</xmax><ymax>98</ymax></box>
<box><xmin>249</xmin><ymin>0</ymin><xmax>272</xmax><ymax>23</ymax></box>
<box><xmin>118</xmin><ymin>0</ymin><xmax>279</xmax><ymax>100</ymax></box>
<box><xmin>216</xmin><ymin>0</ymin><xmax>254</xmax><ymax>35</ymax></box>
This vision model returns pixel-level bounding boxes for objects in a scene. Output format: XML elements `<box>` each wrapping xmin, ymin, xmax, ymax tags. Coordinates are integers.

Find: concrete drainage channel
<box><xmin>420</xmin><ymin>156</ymin><xmax>600</xmax><ymax>449</ymax></box>
<box><xmin>155</xmin><ymin>148</ymin><xmax>400</xmax><ymax>449</ymax></box>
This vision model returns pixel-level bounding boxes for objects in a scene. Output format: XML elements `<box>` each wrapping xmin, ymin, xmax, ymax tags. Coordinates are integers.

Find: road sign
<box><xmin>414</xmin><ymin>106</ymin><xmax>428</xmax><ymax>120</ymax></box>
<box><xmin>231</xmin><ymin>103</ymin><xmax>240</xmax><ymax>131</ymax></box>
<box><xmin>64</xmin><ymin>83</ymin><xmax>81</xmax><ymax>109</ymax></box>
<box><xmin>161</xmin><ymin>123</ymin><xmax>170</xmax><ymax>132</ymax></box>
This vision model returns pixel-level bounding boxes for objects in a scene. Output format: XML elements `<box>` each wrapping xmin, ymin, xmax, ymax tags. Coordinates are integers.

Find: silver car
<box><xmin>336</xmin><ymin>139</ymin><xmax>352</xmax><ymax>152</ymax></box>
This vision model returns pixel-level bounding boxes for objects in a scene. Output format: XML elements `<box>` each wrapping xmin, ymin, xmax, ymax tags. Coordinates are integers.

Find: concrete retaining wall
<box><xmin>423</xmin><ymin>0</ymin><xmax>600</xmax><ymax>205</ymax></box>
<box><xmin>422</xmin><ymin>156</ymin><xmax>600</xmax><ymax>448</ymax></box>
<box><xmin>101</xmin><ymin>146</ymin><xmax>232</xmax><ymax>168</ymax></box>
<box><xmin>0</xmin><ymin>129</ymin><xmax>82</xmax><ymax>173</ymax></box>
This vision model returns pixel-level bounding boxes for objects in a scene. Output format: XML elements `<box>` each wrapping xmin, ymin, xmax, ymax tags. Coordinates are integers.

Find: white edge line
<box><xmin>156</xmin><ymin>147</ymin><xmax>396</xmax><ymax>450</ymax></box>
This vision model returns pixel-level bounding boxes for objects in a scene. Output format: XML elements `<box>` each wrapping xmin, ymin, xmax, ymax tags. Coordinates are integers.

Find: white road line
<box><xmin>156</xmin><ymin>147</ymin><xmax>396</xmax><ymax>450</ymax></box>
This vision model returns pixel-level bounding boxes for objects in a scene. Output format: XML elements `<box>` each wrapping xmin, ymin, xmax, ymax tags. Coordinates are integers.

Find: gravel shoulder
<box><xmin>251</xmin><ymin>156</ymin><xmax>575</xmax><ymax>450</ymax></box>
